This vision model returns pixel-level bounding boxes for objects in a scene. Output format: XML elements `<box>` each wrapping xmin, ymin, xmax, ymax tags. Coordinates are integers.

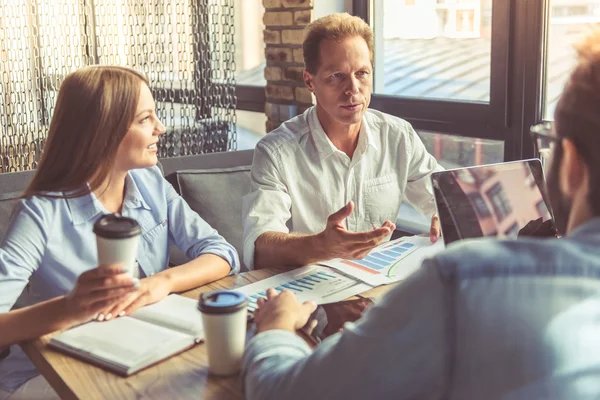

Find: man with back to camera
<box><xmin>241</xmin><ymin>29</ymin><xmax>600</xmax><ymax>400</ymax></box>
<box><xmin>242</xmin><ymin>13</ymin><xmax>444</xmax><ymax>270</ymax></box>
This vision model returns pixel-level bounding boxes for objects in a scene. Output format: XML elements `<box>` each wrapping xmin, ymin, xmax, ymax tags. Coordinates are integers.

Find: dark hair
<box><xmin>24</xmin><ymin>66</ymin><xmax>149</xmax><ymax>199</ymax></box>
<box><xmin>554</xmin><ymin>29</ymin><xmax>600</xmax><ymax>215</ymax></box>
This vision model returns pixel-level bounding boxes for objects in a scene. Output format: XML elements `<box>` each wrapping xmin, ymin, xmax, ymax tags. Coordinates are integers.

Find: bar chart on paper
<box><xmin>320</xmin><ymin>236</ymin><xmax>444</xmax><ymax>286</ymax></box>
<box><xmin>233</xmin><ymin>265</ymin><xmax>372</xmax><ymax>312</ymax></box>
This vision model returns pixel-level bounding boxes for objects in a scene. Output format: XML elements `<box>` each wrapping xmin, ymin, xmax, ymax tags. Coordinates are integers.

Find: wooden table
<box><xmin>20</xmin><ymin>268</ymin><xmax>395</xmax><ymax>400</ymax></box>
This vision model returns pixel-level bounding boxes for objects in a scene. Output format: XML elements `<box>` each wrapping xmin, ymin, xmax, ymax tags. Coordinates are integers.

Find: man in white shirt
<box><xmin>242</xmin><ymin>13</ymin><xmax>443</xmax><ymax>270</ymax></box>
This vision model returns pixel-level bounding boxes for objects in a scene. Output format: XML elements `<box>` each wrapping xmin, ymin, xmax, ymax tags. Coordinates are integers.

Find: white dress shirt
<box><xmin>242</xmin><ymin>106</ymin><xmax>443</xmax><ymax>269</ymax></box>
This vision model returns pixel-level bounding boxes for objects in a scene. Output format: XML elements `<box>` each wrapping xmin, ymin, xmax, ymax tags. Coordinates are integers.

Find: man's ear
<box><xmin>304</xmin><ymin>70</ymin><xmax>314</xmax><ymax>93</ymax></box>
<box><xmin>560</xmin><ymin>138</ymin><xmax>587</xmax><ymax>197</ymax></box>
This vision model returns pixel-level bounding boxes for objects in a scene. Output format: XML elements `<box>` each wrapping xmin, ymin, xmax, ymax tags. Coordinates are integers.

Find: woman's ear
<box><xmin>559</xmin><ymin>138</ymin><xmax>587</xmax><ymax>197</ymax></box>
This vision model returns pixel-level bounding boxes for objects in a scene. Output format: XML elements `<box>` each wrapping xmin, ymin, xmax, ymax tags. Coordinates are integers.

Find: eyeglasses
<box><xmin>529</xmin><ymin>122</ymin><xmax>562</xmax><ymax>168</ymax></box>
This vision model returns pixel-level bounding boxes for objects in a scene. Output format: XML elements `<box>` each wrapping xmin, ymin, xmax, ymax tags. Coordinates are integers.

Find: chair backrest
<box><xmin>0</xmin><ymin>169</ymin><xmax>36</xmax><ymax>244</ymax></box>
<box><xmin>166</xmin><ymin>150</ymin><xmax>254</xmax><ymax>271</ymax></box>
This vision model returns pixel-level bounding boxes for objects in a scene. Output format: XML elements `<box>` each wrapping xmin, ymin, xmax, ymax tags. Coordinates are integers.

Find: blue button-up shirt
<box><xmin>243</xmin><ymin>218</ymin><xmax>600</xmax><ymax>400</ymax></box>
<box><xmin>0</xmin><ymin>165</ymin><xmax>239</xmax><ymax>392</ymax></box>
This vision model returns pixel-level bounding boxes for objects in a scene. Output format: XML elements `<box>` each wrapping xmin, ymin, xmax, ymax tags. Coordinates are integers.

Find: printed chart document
<box><xmin>319</xmin><ymin>235</ymin><xmax>445</xmax><ymax>286</ymax></box>
<box><xmin>233</xmin><ymin>265</ymin><xmax>372</xmax><ymax>312</ymax></box>
<box><xmin>49</xmin><ymin>294</ymin><xmax>203</xmax><ymax>376</ymax></box>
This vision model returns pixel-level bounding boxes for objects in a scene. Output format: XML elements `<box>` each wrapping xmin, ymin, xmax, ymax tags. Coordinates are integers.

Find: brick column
<box><xmin>263</xmin><ymin>0</ymin><xmax>313</xmax><ymax>133</ymax></box>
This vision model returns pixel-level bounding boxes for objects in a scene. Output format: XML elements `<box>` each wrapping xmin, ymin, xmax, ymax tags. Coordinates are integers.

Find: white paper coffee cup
<box><xmin>93</xmin><ymin>214</ymin><xmax>141</xmax><ymax>278</ymax></box>
<box><xmin>198</xmin><ymin>291</ymin><xmax>248</xmax><ymax>376</ymax></box>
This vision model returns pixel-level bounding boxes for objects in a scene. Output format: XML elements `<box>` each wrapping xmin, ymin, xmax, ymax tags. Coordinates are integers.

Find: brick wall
<box><xmin>263</xmin><ymin>0</ymin><xmax>314</xmax><ymax>133</ymax></box>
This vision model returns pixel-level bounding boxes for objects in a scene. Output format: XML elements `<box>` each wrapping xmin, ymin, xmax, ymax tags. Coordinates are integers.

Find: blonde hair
<box><xmin>303</xmin><ymin>13</ymin><xmax>374</xmax><ymax>74</ymax></box>
<box><xmin>554</xmin><ymin>29</ymin><xmax>600</xmax><ymax>214</ymax></box>
<box><xmin>24</xmin><ymin>66</ymin><xmax>149</xmax><ymax>198</ymax></box>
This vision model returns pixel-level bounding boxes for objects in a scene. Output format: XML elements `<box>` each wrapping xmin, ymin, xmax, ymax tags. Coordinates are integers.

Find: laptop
<box><xmin>431</xmin><ymin>159</ymin><xmax>555</xmax><ymax>246</ymax></box>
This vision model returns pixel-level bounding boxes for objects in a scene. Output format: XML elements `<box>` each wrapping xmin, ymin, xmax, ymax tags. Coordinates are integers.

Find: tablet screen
<box><xmin>431</xmin><ymin>159</ymin><xmax>554</xmax><ymax>245</ymax></box>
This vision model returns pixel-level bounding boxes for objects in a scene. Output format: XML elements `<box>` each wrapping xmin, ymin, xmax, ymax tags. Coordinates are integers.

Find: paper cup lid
<box><xmin>198</xmin><ymin>291</ymin><xmax>247</xmax><ymax>314</ymax></box>
<box><xmin>93</xmin><ymin>214</ymin><xmax>141</xmax><ymax>239</ymax></box>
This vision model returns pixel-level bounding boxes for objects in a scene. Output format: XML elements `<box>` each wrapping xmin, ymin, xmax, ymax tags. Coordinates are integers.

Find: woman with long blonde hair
<box><xmin>0</xmin><ymin>66</ymin><xmax>239</xmax><ymax>398</ymax></box>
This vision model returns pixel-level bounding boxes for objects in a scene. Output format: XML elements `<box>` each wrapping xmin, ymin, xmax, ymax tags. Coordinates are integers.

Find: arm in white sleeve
<box><xmin>242</xmin><ymin>142</ymin><xmax>293</xmax><ymax>270</ymax></box>
<box><xmin>403</xmin><ymin>126</ymin><xmax>444</xmax><ymax>216</ymax></box>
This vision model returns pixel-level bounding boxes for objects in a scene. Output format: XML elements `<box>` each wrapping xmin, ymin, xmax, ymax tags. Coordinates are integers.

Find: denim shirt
<box><xmin>243</xmin><ymin>218</ymin><xmax>600</xmax><ymax>400</ymax></box>
<box><xmin>0</xmin><ymin>165</ymin><xmax>239</xmax><ymax>392</ymax></box>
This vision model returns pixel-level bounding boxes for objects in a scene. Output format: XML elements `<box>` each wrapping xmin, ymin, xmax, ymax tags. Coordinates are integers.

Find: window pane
<box><xmin>543</xmin><ymin>0</ymin><xmax>600</xmax><ymax>119</ymax></box>
<box><xmin>234</xmin><ymin>0</ymin><xmax>266</xmax><ymax>86</ymax></box>
<box><xmin>396</xmin><ymin>131</ymin><xmax>503</xmax><ymax>233</ymax></box>
<box><xmin>417</xmin><ymin>131</ymin><xmax>504</xmax><ymax>168</ymax></box>
<box><xmin>373</xmin><ymin>0</ymin><xmax>492</xmax><ymax>102</ymax></box>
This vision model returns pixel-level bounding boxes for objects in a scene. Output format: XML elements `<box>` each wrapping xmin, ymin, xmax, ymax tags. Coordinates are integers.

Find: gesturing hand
<box><xmin>64</xmin><ymin>264</ymin><xmax>138</xmax><ymax>325</ymax></box>
<box><xmin>254</xmin><ymin>289</ymin><xmax>317</xmax><ymax>334</ymax></box>
<box><xmin>317</xmin><ymin>201</ymin><xmax>395</xmax><ymax>260</ymax></box>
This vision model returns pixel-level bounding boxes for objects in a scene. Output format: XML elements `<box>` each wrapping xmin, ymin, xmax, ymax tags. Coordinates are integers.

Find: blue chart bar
<box><xmin>353</xmin><ymin>258</ymin><xmax>384</xmax><ymax>270</ymax></box>
<box><xmin>387</xmin><ymin>247</ymin><xmax>407</xmax><ymax>256</ymax></box>
<box><xmin>305</xmin><ymin>276</ymin><xmax>321</xmax><ymax>283</ymax></box>
<box><xmin>282</xmin><ymin>283</ymin><xmax>302</xmax><ymax>292</ymax></box>
<box><xmin>382</xmin><ymin>250</ymin><xmax>401</xmax><ymax>258</ymax></box>
<box><xmin>298</xmin><ymin>279</ymin><xmax>314</xmax><ymax>286</ymax></box>
<box><xmin>317</xmin><ymin>271</ymin><xmax>336</xmax><ymax>279</ymax></box>
<box><xmin>288</xmin><ymin>281</ymin><xmax>313</xmax><ymax>290</ymax></box>
<box><xmin>368</xmin><ymin>252</ymin><xmax>395</xmax><ymax>263</ymax></box>
<box><xmin>275</xmin><ymin>286</ymin><xmax>285</xmax><ymax>292</ymax></box>
<box><xmin>401</xmin><ymin>243</ymin><xmax>414</xmax><ymax>248</ymax></box>
<box><xmin>309</xmin><ymin>274</ymin><xmax>325</xmax><ymax>282</ymax></box>
<box><xmin>363</xmin><ymin>255</ymin><xmax>389</xmax><ymax>269</ymax></box>
<box><xmin>258</xmin><ymin>292</ymin><xmax>266</xmax><ymax>297</ymax></box>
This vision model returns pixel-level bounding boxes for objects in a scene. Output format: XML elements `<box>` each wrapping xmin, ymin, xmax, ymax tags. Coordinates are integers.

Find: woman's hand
<box><xmin>64</xmin><ymin>264</ymin><xmax>139</xmax><ymax>325</ymax></box>
<box><xmin>96</xmin><ymin>274</ymin><xmax>173</xmax><ymax>321</ymax></box>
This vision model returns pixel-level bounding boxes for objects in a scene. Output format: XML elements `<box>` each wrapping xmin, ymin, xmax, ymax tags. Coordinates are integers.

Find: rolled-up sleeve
<box><xmin>403</xmin><ymin>125</ymin><xmax>444</xmax><ymax>216</ymax></box>
<box><xmin>242</xmin><ymin>259</ymin><xmax>448</xmax><ymax>400</ymax></box>
<box><xmin>165</xmin><ymin>183</ymin><xmax>240</xmax><ymax>275</ymax></box>
<box><xmin>242</xmin><ymin>143</ymin><xmax>293</xmax><ymax>270</ymax></box>
<box><xmin>0</xmin><ymin>199</ymin><xmax>48</xmax><ymax>313</ymax></box>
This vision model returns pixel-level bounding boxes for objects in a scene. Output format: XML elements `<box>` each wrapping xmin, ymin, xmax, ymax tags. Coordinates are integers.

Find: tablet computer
<box><xmin>431</xmin><ymin>159</ymin><xmax>554</xmax><ymax>245</ymax></box>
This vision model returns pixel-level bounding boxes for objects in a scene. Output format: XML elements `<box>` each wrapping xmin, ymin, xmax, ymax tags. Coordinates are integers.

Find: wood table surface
<box><xmin>20</xmin><ymin>268</ymin><xmax>396</xmax><ymax>400</ymax></box>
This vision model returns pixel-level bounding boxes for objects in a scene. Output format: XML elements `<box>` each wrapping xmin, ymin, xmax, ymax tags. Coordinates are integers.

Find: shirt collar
<box><xmin>66</xmin><ymin>172</ymin><xmax>151</xmax><ymax>225</ymax></box>
<box><xmin>308</xmin><ymin>106</ymin><xmax>378</xmax><ymax>161</ymax></box>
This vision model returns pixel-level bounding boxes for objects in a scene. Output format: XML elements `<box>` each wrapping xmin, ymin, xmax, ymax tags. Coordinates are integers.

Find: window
<box><xmin>234</xmin><ymin>0</ymin><xmax>266</xmax><ymax>87</ymax></box>
<box><xmin>486</xmin><ymin>182</ymin><xmax>512</xmax><ymax>222</ymax></box>
<box><xmin>417</xmin><ymin>131</ymin><xmax>503</xmax><ymax>168</ymax></box>
<box><xmin>372</xmin><ymin>0</ymin><xmax>491</xmax><ymax>102</ymax></box>
<box><xmin>543</xmin><ymin>0</ymin><xmax>600</xmax><ymax>119</ymax></box>
<box><xmin>469</xmin><ymin>192</ymin><xmax>492</xmax><ymax>218</ymax></box>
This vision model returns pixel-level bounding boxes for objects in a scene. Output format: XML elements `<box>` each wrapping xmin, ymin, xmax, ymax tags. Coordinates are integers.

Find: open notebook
<box><xmin>49</xmin><ymin>294</ymin><xmax>203</xmax><ymax>376</ymax></box>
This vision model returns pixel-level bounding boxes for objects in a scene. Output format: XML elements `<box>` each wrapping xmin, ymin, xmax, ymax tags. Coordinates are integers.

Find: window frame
<box><xmin>352</xmin><ymin>0</ymin><xmax>547</xmax><ymax>162</ymax></box>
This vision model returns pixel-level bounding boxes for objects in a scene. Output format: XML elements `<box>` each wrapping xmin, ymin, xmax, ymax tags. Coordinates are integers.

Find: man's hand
<box><xmin>96</xmin><ymin>274</ymin><xmax>172</xmax><ymax>321</ymax></box>
<box><xmin>430</xmin><ymin>214</ymin><xmax>441</xmax><ymax>243</ymax></box>
<box><xmin>316</xmin><ymin>202</ymin><xmax>395</xmax><ymax>260</ymax></box>
<box><xmin>64</xmin><ymin>264</ymin><xmax>138</xmax><ymax>325</ymax></box>
<box><xmin>254</xmin><ymin>289</ymin><xmax>317</xmax><ymax>334</ymax></box>
<box><xmin>518</xmin><ymin>217</ymin><xmax>558</xmax><ymax>238</ymax></box>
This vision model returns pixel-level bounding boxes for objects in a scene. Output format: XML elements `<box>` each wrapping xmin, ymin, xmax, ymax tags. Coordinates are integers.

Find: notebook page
<box><xmin>51</xmin><ymin>317</ymin><xmax>192</xmax><ymax>371</ymax></box>
<box><xmin>130</xmin><ymin>294</ymin><xmax>204</xmax><ymax>339</ymax></box>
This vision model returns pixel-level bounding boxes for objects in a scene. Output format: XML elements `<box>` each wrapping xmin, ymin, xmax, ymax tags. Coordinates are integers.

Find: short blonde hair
<box><xmin>302</xmin><ymin>13</ymin><xmax>374</xmax><ymax>74</ymax></box>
